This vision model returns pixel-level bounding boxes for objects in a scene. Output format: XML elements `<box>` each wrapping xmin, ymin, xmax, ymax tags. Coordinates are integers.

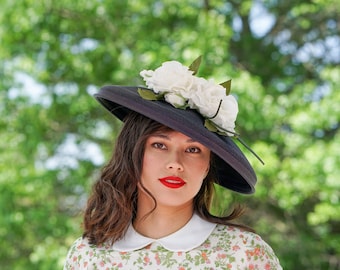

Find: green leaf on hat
<box><xmin>137</xmin><ymin>88</ymin><xmax>159</xmax><ymax>100</ymax></box>
<box><xmin>174</xmin><ymin>103</ymin><xmax>189</xmax><ymax>110</ymax></box>
<box><xmin>189</xmin><ymin>55</ymin><xmax>202</xmax><ymax>75</ymax></box>
<box><xmin>204</xmin><ymin>119</ymin><xmax>219</xmax><ymax>133</ymax></box>
<box><xmin>220</xmin><ymin>79</ymin><xmax>231</xmax><ymax>95</ymax></box>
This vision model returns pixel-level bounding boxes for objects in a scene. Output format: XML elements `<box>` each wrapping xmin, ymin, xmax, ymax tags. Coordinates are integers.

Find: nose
<box><xmin>166</xmin><ymin>152</ymin><xmax>184</xmax><ymax>171</ymax></box>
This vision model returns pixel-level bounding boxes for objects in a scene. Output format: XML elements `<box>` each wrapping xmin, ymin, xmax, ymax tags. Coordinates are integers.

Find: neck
<box><xmin>133</xmin><ymin>196</ymin><xmax>194</xmax><ymax>239</ymax></box>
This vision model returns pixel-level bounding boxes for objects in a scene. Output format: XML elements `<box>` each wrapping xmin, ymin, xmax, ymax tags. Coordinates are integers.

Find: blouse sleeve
<box><xmin>211</xmin><ymin>225</ymin><xmax>283</xmax><ymax>269</ymax></box>
<box><xmin>241</xmin><ymin>233</ymin><xmax>283</xmax><ymax>269</ymax></box>
<box><xmin>63</xmin><ymin>237</ymin><xmax>88</xmax><ymax>270</ymax></box>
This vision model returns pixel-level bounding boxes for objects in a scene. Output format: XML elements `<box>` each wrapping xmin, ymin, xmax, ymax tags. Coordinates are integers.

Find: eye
<box><xmin>152</xmin><ymin>142</ymin><xmax>167</xmax><ymax>150</ymax></box>
<box><xmin>186</xmin><ymin>147</ymin><xmax>201</xmax><ymax>153</ymax></box>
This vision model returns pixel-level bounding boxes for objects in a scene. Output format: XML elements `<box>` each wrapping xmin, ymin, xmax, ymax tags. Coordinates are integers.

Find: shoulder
<box><xmin>63</xmin><ymin>237</ymin><xmax>113</xmax><ymax>269</ymax></box>
<box><xmin>63</xmin><ymin>237</ymin><xmax>89</xmax><ymax>269</ymax></box>
<box><xmin>206</xmin><ymin>224</ymin><xmax>283</xmax><ymax>269</ymax></box>
<box><xmin>211</xmin><ymin>224</ymin><xmax>267</xmax><ymax>244</ymax></box>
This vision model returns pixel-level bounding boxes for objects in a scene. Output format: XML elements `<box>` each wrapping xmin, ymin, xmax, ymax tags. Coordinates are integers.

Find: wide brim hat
<box><xmin>94</xmin><ymin>85</ymin><xmax>257</xmax><ymax>194</ymax></box>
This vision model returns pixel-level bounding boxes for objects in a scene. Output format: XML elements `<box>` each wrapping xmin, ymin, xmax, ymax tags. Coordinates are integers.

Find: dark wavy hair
<box><xmin>83</xmin><ymin>112</ymin><xmax>253</xmax><ymax>245</ymax></box>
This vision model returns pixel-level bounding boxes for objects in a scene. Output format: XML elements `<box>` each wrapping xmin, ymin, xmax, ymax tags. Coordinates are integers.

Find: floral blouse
<box><xmin>64</xmin><ymin>214</ymin><xmax>282</xmax><ymax>269</ymax></box>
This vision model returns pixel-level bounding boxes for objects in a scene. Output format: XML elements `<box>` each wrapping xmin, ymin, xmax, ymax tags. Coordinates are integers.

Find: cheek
<box><xmin>199</xmin><ymin>158</ymin><xmax>210</xmax><ymax>175</ymax></box>
<box><xmin>191</xmin><ymin>162</ymin><xmax>210</xmax><ymax>184</ymax></box>
<box><xmin>141</xmin><ymin>151</ymin><xmax>161</xmax><ymax>179</ymax></box>
<box><xmin>203</xmin><ymin>166</ymin><xmax>209</xmax><ymax>178</ymax></box>
<box><xmin>201</xmin><ymin>165</ymin><xmax>210</xmax><ymax>182</ymax></box>
<box><xmin>142</xmin><ymin>152</ymin><xmax>157</xmax><ymax>169</ymax></box>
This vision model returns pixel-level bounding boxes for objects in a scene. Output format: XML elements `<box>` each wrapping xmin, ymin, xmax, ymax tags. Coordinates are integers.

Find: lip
<box><xmin>159</xmin><ymin>176</ymin><xmax>186</xmax><ymax>189</ymax></box>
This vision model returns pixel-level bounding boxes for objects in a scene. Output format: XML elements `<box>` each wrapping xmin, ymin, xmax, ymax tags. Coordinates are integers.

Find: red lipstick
<box><xmin>159</xmin><ymin>176</ymin><xmax>186</xmax><ymax>189</ymax></box>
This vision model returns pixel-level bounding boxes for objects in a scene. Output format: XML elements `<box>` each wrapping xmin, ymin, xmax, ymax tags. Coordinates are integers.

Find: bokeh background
<box><xmin>1</xmin><ymin>0</ymin><xmax>339</xmax><ymax>269</ymax></box>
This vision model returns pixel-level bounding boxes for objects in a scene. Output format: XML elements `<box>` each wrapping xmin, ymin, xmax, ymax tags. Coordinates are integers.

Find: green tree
<box><xmin>1</xmin><ymin>0</ymin><xmax>339</xmax><ymax>269</ymax></box>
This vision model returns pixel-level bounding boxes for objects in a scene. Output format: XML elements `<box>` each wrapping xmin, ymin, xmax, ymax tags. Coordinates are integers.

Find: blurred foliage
<box><xmin>1</xmin><ymin>0</ymin><xmax>339</xmax><ymax>269</ymax></box>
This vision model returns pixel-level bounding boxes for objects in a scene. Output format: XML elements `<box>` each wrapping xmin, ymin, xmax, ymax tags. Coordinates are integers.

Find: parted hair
<box><xmin>83</xmin><ymin>112</ymin><xmax>253</xmax><ymax>245</ymax></box>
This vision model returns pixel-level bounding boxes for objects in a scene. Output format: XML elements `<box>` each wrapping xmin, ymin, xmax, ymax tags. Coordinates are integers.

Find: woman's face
<box><xmin>139</xmin><ymin>130</ymin><xmax>211</xmax><ymax>209</ymax></box>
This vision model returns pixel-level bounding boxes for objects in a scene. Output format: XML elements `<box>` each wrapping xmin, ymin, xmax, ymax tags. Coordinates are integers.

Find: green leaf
<box><xmin>220</xmin><ymin>79</ymin><xmax>231</xmax><ymax>95</ymax></box>
<box><xmin>137</xmin><ymin>88</ymin><xmax>159</xmax><ymax>100</ymax></box>
<box><xmin>174</xmin><ymin>103</ymin><xmax>189</xmax><ymax>110</ymax></box>
<box><xmin>204</xmin><ymin>119</ymin><xmax>218</xmax><ymax>132</ymax></box>
<box><xmin>188</xmin><ymin>55</ymin><xmax>202</xmax><ymax>75</ymax></box>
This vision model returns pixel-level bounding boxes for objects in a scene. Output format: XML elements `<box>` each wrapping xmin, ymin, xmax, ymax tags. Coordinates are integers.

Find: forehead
<box><xmin>149</xmin><ymin>129</ymin><xmax>204</xmax><ymax>144</ymax></box>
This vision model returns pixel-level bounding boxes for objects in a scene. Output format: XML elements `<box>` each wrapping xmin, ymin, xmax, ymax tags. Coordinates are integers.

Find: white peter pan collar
<box><xmin>112</xmin><ymin>213</ymin><xmax>216</xmax><ymax>252</ymax></box>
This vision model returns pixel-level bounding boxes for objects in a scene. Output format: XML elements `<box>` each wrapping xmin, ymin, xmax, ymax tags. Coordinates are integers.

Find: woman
<box><xmin>64</xmin><ymin>59</ymin><xmax>282</xmax><ymax>269</ymax></box>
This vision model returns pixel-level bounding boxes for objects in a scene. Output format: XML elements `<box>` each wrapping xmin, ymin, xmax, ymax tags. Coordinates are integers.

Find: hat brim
<box><xmin>94</xmin><ymin>85</ymin><xmax>256</xmax><ymax>194</ymax></box>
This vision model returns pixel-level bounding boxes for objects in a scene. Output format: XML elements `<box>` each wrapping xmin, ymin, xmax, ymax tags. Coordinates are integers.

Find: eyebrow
<box><xmin>150</xmin><ymin>133</ymin><xmax>197</xmax><ymax>143</ymax></box>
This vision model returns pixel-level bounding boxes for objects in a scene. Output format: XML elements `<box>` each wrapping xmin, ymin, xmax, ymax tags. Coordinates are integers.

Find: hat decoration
<box><xmin>138</xmin><ymin>56</ymin><xmax>263</xmax><ymax>164</ymax></box>
<box><xmin>139</xmin><ymin>56</ymin><xmax>237</xmax><ymax>137</ymax></box>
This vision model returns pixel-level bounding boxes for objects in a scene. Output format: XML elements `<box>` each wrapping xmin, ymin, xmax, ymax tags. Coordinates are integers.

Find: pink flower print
<box><xmin>179</xmin><ymin>267</ymin><xmax>186</xmax><ymax>270</ymax></box>
<box><xmin>201</xmin><ymin>252</ymin><xmax>210</xmax><ymax>263</ymax></box>
<box><xmin>254</xmin><ymin>247</ymin><xmax>261</xmax><ymax>256</ymax></box>
<box><xmin>246</xmin><ymin>247</ymin><xmax>263</xmax><ymax>259</ymax></box>
<box><xmin>249</xmin><ymin>264</ymin><xmax>255</xmax><ymax>269</ymax></box>
<box><xmin>99</xmin><ymin>261</ymin><xmax>105</xmax><ymax>267</ymax></box>
<box><xmin>246</xmin><ymin>249</ymin><xmax>256</xmax><ymax>261</ymax></box>
<box><xmin>232</xmin><ymin>245</ymin><xmax>240</xmax><ymax>251</ymax></box>
<box><xmin>72</xmin><ymin>256</ymin><xmax>77</xmax><ymax>262</ymax></box>
<box><xmin>144</xmin><ymin>256</ymin><xmax>150</xmax><ymax>265</ymax></box>
<box><xmin>155</xmin><ymin>253</ymin><xmax>161</xmax><ymax>265</ymax></box>
<box><xmin>83</xmin><ymin>262</ymin><xmax>88</xmax><ymax>268</ymax></box>
<box><xmin>77</xmin><ymin>243</ymin><xmax>86</xmax><ymax>249</ymax></box>
<box><xmin>217</xmin><ymin>253</ymin><xmax>227</xmax><ymax>259</ymax></box>
<box><xmin>203</xmin><ymin>243</ymin><xmax>211</xmax><ymax>248</ymax></box>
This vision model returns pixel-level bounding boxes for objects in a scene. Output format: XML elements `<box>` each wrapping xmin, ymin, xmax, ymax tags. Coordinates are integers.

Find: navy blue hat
<box><xmin>94</xmin><ymin>85</ymin><xmax>257</xmax><ymax>194</ymax></box>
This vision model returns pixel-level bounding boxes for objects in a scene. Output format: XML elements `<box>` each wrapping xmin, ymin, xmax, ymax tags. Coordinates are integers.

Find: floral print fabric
<box><xmin>64</xmin><ymin>225</ymin><xmax>282</xmax><ymax>269</ymax></box>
